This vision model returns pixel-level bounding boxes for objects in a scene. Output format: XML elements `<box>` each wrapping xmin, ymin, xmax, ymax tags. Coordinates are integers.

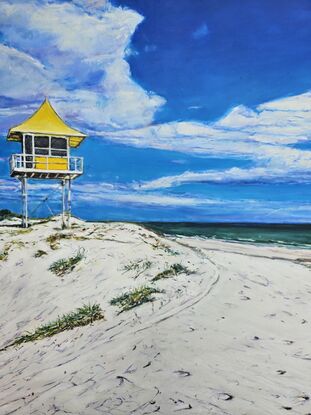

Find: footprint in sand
<box><xmin>218</xmin><ymin>393</ymin><xmax>234</xmax><ymax>401</ymax></box>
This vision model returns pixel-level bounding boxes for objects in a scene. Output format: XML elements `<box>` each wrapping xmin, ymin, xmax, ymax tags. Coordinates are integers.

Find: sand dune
<box><xmin>0</xmin><ymin>218</ymin><xmax>310</xmax><ymax>414</ymax></box>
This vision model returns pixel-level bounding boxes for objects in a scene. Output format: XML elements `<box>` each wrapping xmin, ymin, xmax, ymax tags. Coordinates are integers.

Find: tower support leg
<box><xmin>60</xmin><ymin>179</ymin><xmax>72</xmax><ymax>229</ymax></box>
<box><xmin>21</xmin><ymin>177</ymin><xmax>28</xmax><ymax>228</ymax></box>
<box><xmin>67</xmin><ymin>178</ymin><xmax>72</xmax><ymax>228</ymax></box>
<box><xmin>61</xmin><ymin>179</ymin><xmax>66</xmax><ymax>229</ymax></box>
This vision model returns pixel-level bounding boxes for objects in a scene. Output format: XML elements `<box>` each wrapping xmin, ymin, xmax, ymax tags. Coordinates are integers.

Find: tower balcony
<box><xmin>10</xmin><ymin>154</ymin><xmax>83</xmax><ymax>179</ymax></box>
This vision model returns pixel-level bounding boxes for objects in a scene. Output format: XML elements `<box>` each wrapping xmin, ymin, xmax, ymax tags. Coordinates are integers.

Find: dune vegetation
<box><xmin>110</xmin><ymin>285</ymin><xmax>163</xmax><ymax>313</ymax></box>
<box><xmin>2</xmin><ymin>304</ymin><xmax>104</xmax><ymax>350</ymax></box>
<box><xmin>152</xmin><ymin>263</ymin><xmax>191</xmax><ymax>281</ymax></box>
<box><xmin>49</xmin><ymin>249</ymin><xmax>85</xmax><ymax>276</ymax></box>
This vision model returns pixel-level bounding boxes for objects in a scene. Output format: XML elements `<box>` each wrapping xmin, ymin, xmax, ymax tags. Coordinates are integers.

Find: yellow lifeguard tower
<box><xmin>7</xmin><ymin>99</ymin><xmax>86</xmax><ymax>228</ymax></box>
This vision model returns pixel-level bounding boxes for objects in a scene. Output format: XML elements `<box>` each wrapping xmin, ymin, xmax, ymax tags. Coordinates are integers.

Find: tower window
<box><xmin>34</xmin><ymin>136</ymin><xmax>49</xmax><ymax>148</ymax></box>
<box><xmin>24</xmin><ymin>135</ymin><xmax>33</xmax><ymax>155</ymax></box>
<box><xmin>51</xmin><ymin>137</ymin><xmax>67</xmax><ymax>149</ymax></box>
<box><xmin>27</xmin><ymin>135</ymin><xmax>68</xmax><ymax>157</ymax></box>
<box><xmin>34</xmin><ymin>136</ymin><xmax>49</xmax><ymax>155</ymax></box>
<box><xmin>51</xmin><ymin>137</ymin><xmax>67</xmax><ymax>156</ymax></box>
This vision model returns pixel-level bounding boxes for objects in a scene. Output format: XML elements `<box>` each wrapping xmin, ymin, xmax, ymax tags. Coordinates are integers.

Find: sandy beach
<box><xmin>0</xmin><ymin>218</ymin><xmax>310</xmax><ymax>415</ymax></box>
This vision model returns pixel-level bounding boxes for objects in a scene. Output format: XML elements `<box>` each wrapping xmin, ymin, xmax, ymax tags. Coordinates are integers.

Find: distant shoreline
<box><xmin>1</xmin><ymin>214</ymin><xmax>311</xmax><ymax>248</ymax></box>
<box><xmin>84</xmin><ymin>220</ymin><xmax>311</xmax><ymax>249</ymax></box>
<box><xmin>141</xmin><ymin>222</ymin><xmax>311</xmax><ymax>249</ymax></box>
<box><xmin>87</xmin><ymin>220</ymin><xmax>311</xmax><ymax>226</ymax></box>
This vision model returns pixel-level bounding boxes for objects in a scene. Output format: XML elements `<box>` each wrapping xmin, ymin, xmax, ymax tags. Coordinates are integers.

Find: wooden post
<box><xmin>67</xmin><ymin>178</ymin><xmax>72</xmax><ymax>228</ymax></box>
<box><xmin>61</xmin><ymin>179</ymin><xmax>66</xmax><ymax>229</ymax></box>
<box><xmin>21</xmin><ymin>177</ymin><xmax>28</xmax><ymax>228</ymax></box>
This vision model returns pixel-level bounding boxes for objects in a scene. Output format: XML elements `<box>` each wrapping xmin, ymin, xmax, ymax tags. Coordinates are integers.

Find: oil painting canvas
<box><xmin>0</xmin><ymin>0</ymin><xmax>311</xmax><ymax>413</ymax></box>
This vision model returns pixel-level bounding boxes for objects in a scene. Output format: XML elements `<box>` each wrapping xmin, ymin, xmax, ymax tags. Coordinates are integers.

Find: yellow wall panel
<box><xmin>35</xmin><ymin>157</ymin><xmax>68</xmax><ymax>171</ymax></box>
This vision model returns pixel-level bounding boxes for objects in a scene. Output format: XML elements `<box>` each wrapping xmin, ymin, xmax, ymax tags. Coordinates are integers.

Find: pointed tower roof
<box><xmin>7</xmin><ymin>99</ymin><xmax>86</xmax><ymax>147</ymax></box>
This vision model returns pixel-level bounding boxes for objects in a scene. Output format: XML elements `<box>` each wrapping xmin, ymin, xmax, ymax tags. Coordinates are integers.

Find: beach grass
<box><xmin>49</xmin><ymin>249</ymin><xmax>85</xmax><ymax>276</ymax></box>
<box><xmin>110</xmin><ymin>285</ymin><xmax>163</xmax><ymax>313</ymax></box>
<box><xmin>0</xmin><ymin>240</ymin><xmax>27</xmax><ymax>261</ymax></box>
<box><xmin>16</xmin><ymin>228</ymin><xmax>32</xmax><ymax>234</ymax></box>
<box><xmin>46</xmin><ymin>232</ymin><xmax>72</xmax><ymax>250</ymax></box>
<box><xmin>151</xmin><ymin>240</ymin><xmax>179</xmax><ymax>256</ymax></box>
<box><xmin>123</xmin><ymin>259</ymin><xmax>152</xmax><ymax>278</ymax></box>
<box><xmin>152</xmin><ymin>263</ymin><xmax>191</xmax><ymax>282</ymax></box>
<box><xmin>3</xmin><ymin>304</ymin><xmax>104</xmax><ymax>349</ymax></box>
<box><xmin>7</xmin><ymin>228</ymin><xmax>33</xmax><ymax>237</ymax></box>
<box><xmin>46</xmin><ymin>232</ymin><xmax>89</xmax><ymax>249</ymax></box>
<box><xmin>0</xmin><ymin>244</ymin><xmax>10</xmax><ymax>261</ymax></box>
<box><xmin>10</xmin><ymin>240</ymin><xmax>25</xmax><ymax>249</ymax></box>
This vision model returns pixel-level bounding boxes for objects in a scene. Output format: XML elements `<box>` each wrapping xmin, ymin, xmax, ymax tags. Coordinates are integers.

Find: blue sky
<box><xmin>0</xmin><ymin>0</ymin><xmax>311</xmax><ymax>222</ymax></box>
<box><xmin>117</xmin><ymin>0</ymin><xmax>311</xmax><ymax>123</ymax></box>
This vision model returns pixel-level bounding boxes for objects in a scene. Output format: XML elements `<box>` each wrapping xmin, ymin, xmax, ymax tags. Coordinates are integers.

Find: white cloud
<box><xmin>72</xmin><ymin>0</ymin><xmax>111</xmax><ymax>12</ymax></box>
<box><xmin>0</xmin><ymin>178</ymin><xmax>218</xmax><ymax>207</ymax></box>
<box><xmin>105</xmin><ymin>90</ymin><xmax>311</xmax><ymax>148</ymax></box>
<box><xmin>135</xmin><ymin>166</ymin><xmax>311</xmax><ymax>190</ymax></box>
<box><xmin>0</xmin><ymin>179</ymin><xmax>19</xmax><ymax>192</ymax></box>
<box><xmin>72</xmin><ymin>182</ymin><xmax>217</xmax><ymax>206</ymax></box>
<box><xmin>98</xmin><ymin>59</ymin><xmax>165</xmax><ymax>129</ymax></box>
<box><xmin>101</xmin><ymin>91</ymin><xmax>311</xmax><ymax>183</ymax></box>
<box><xmin>0</xmin><ymin>0</ymin><xmax>165</xmax><ymax>130</ymax></box>
<box><xmin>2</xmin><ymin>178</ymin><xmax>311</xmax><ymax>222</ymax></box>
<box><xmin>0</xmin><ymin>44</ymin><xmax>57</xmax><ymax>100</ymax></box>
<box><xmin>76</xmin><ymin>190</ymin><xmax>213</xmax><ymax>207</ymax></box>
<box><xmin>216</xmin><ymin>93</ymin><xmax>311</xmax><ymax>144</ymax></box>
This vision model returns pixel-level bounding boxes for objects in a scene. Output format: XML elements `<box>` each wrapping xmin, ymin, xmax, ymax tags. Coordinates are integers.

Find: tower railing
<box><xmin>10</xmin><ymin>154</ymin><xmax>83</xmax><ymax>175</ymax></box>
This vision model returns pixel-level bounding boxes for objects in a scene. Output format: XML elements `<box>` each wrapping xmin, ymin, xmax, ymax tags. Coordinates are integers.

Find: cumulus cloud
<box><xmin>102</xmin><ymin>91</ymin><xmax>311</xmax><ymax>185</ymax></box>
<box><xmin>216</xmin><ymin>93</ymin><xmax>311</xmax><ymax>144</ymax></box>
<box><xmin>106</xmin><ymin>91</ymin><xmax>311</xmax><ymax>147</ymax></box>
<box><xmin>0</xmin><ymin>0</ymin><xmax>165</xmax><ymax>131</ymax></box>
<box><xmin>0</xmin><ymin>44</ymin><xmax>57</xmax><ymax>100</ymax></box>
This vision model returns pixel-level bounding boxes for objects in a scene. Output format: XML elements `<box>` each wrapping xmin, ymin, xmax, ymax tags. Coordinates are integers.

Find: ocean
<box><xmin>143</xmin><ymin>222</ymin><xmax>311</xmax><ymax>249</ymax></box>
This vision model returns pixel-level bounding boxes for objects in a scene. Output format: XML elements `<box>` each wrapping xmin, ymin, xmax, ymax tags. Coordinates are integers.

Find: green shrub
<box><xmin>110</xmin><ymin>285</ymin><xmax>163</xmax><ymax>313</ymax></box>
<box><xmin>0</xmin><ymin>240</ymin><xmax>26</xmax><ymax>261</ymax></box>
<box><xmin>14</xmin><ymin>228</ymin><xmax>32</xmax><ymax>235</ymax></box>
<box><xmin>0</xmin><ymin>245</ymin><xmax>10</xmax><ymax>261</ymax></box>
<box><xmin>151</xmin><ymin>240</ymin><xmax>179</xmax><ymax>255</ymax></box>
<box><xmin>49</xmin><ymin>249</ymin><xmax>85</xmax><ymax>276</ymax></box>
<box><xmin>3</xmin><ymin>304</ymin><xmax>104</xmax><ymax>349</ymax></box>
<box><xmin>152</xmin><ymin>263</ymin><xmax>191</xmax><ymax>282</ymax></box>
<box><xmin>123</xmin><ymin>259</ymin><xmax>152</xmax><ymax>278</ymax></box>
<box><xmin>46</xmin><ymin>233</ymin><xmax>72</xmax><ymax>250</ymax></box>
